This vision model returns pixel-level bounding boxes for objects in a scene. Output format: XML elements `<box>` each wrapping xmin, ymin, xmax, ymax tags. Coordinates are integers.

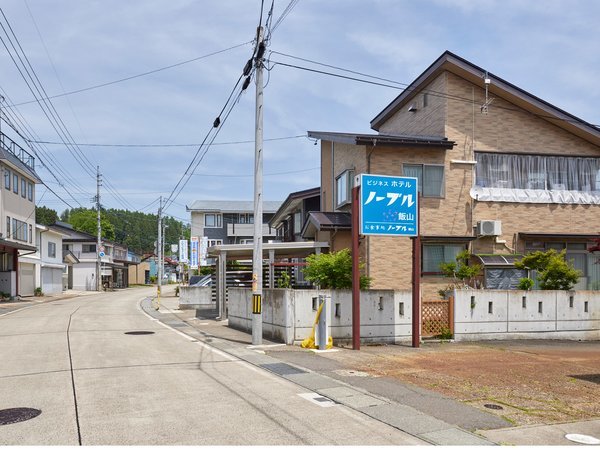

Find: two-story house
<box><xmin>18</xmin><ymin>224</ymin><xmax>74</xmax><ymax>295</ymax></box>
<box><xmin>269</xmin><ymin>187</ymin><xmax>320</xmax><ymax>243</ymax></box>
<box><xmin>52</xmin><ymin>222</ymin><xmax>115</xmax><ymax>290</ymax></box>
<box><xmin>308</xmin><ymin>51</ymin><xmax>600</xmax><ymax>297</ymax></box>
<box><xmin>187</xmin><ymin>200</ymin><xmax>282</xmax><ymax>252</ymax></box>
<box><xmin>0</xmin><ymin>131</ymin><xmax>40</xmax><ymax>297</ymax></box>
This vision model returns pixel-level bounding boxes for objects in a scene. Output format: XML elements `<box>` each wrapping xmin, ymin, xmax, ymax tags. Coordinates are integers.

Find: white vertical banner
<box><xmin>179</xmin><ymin>239</ymin><xmax>188</xmax><ymax>263</ymax></box>
<box><xmin>190</xmin><ymin>237</ymin><xmax>199</xmax><ymax>269</ymax></box>
<box><xmin>200</xmin><ymin>236</ymin><xmax>209</xmax><ymax>266</ymax></box>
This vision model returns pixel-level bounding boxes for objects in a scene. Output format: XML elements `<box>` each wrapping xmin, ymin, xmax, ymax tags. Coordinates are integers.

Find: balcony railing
<box><xmin>227</xmin><ymin>223</ymin><xmax>276</xmax><ymax>238</ymax></box>
<box><xmin>0</xmin><ymin>132</ymin><xmax>35</xmax><ymax>171</ymax></box>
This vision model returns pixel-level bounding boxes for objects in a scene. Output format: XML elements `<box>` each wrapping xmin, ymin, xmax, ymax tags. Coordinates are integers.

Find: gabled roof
<box><xmin>307</xmin><ymin>131</ymin><xmax>455</xmax><ymax>149</ymax></box>
<box><xmin>301</xmin><ymin>212</ymin><xmax>351</xmax><ymax>239</ymax></box>
<box><xmin>269</xmin><ymin>186</ymin><xmax>320</xmax><ymax>228</ymax></box>
<box><xmin>186</xmin><ymin>200</ymin><xmax>282</xmax><ymax>213</ymax></box>
<box><xmin>370</xmin><ymin>51</ymin><xmax>600</xmax><ymax>147</ymax></box>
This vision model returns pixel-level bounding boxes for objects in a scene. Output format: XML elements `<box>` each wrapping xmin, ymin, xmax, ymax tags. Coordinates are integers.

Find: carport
<box><xmin>207</xmin><ymin>241</ymin><xmax>329</xmax><ymax>317</ymax></box>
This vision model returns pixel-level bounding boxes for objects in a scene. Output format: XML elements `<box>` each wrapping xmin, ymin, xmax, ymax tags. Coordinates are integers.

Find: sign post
<box><xmin>357</xmin><ymin>174</ymin><xmax>420</xmax><ymax>348</ymax></box>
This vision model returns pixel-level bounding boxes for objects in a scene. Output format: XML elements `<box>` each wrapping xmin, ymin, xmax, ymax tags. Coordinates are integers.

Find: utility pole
<box><xmin>96</xmin><ymin>166</ymin><xmax>102</xmax><ymax>291</ymax></box>
<box><xmin>157</xmin><ymin>196</ymin><xmax>162</xmax><ymax>308</ymax></box>
<box><xmin>252</xmin><ymin>26</ymin><xmax>265</xmax><ymax>345</ymax></box>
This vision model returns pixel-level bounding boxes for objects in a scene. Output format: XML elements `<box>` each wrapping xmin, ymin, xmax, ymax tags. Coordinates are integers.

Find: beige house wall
<box><xmin>378</xmin><ymin>75</ymin><xmax>447</xmax><ymax>137</ymax></box>
<box><xmin>128</xmin><ymin>262</ymin><xmax>150</xmax><ymax>285</ymax></box>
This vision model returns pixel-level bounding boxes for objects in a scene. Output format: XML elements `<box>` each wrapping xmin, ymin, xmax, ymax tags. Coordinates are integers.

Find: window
<box><xmin>238</xmin><ymin>213</ymin><xmax>253</xmax><ymax>224</ymax></box>
<box><xmin>27</xmin><ymin>182</ymin><xmax>33</xmax><ymax>202</ymax></box>
<box><xmin>13</xmin><ymin>174</ymin><xmax>18</xmax><ymax>194</ymax></box>
<box><xmin>423</xmin><ymin>93</ymin><xmax>429</xmax><ymax>108</ymax></box>
<box><xmin>12</xmin><ymin>218</ymin><xmax>28</xmax><ymax>242</ymax></box>
<box><xmin>6</xmin><ymin>216</ymin><xmax>10</xmax><ymax>238</ymax></box>
<box><xmin>475</xmin><ymin>152</ymin><xmax>600</xmax><ymax>193</ymax></box>
<box><xmin>4</xmin><ymin>169</ymin><xmax>10</xmax><ymax>189</ymax></box>
<box><xmin>240</xmin><ymin>239</ymin><xmax>253</xmax><ymax>244</ymax></box>
<box><xmin>403</xmin><ymin>164</ymin><xmax>444</xmax><ymax>197</ymax></box>
<box><xmin>293</xmin><ymin>212</ymin><xmax>302</xmax><ymax>234</ymax></box>
<box><xmin>336</xmin><ymin>170</ymin><xmax>353</xmax><ymax>207</ymax></box>
<box><xmin>29</xmin><ymin>224</ymin><xmax>32</xmax><ymax>244</ymax></box>
<box><xmin>21</xmin><ymin>178</ymin><xmax>26</xmax><ymax>198</ymax></box>
<box><xmin>82</xmin><ymin>244</ymin><xmax>96</xmax><ymax>253</ymax></box>
<box><xmin>48</xmin><ymin>242</ymin><xmax>56</xmax><ymax>258</ymax></box>
<box><xmin>204</xmin><ymin>213</ymin><xmax>222</xmax><ymax>228</ymax></box>
<box><xmin>422</xmin><ymin>243</ymin><xmax>465</xmax><ymax>274</ymax></box>
<box><xmin>208</xmin><ymin>239</ymin><xmax>223</xmax><ymax>247</ymax></box>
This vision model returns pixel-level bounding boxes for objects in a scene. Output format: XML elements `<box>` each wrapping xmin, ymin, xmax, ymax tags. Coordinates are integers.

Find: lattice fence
<box><xmin>422</xmin><ymin>298</ymin><xmax>454</xmax><ymax>337</ymax></box>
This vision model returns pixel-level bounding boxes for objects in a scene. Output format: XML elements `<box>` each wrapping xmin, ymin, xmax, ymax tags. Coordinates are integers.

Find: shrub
<box><xmin>277</xmin><ymin>271</ymin><xmax>291</xmax><ymax>288</ymax></box>
<box><xmin>303</xmin><ymin>249</ymin><xmax>371</xmax><ymax>289</ymax></box>
<box><xmin>515</xmin><ymin>249</ymin><xmax>580</xmax><ymax>290</ymax></box>
<box><xmin>34</xmin><ymin>287</ymin><xmax>44</xmax><ymax>297</ymax></box>
<box><xmin>517</xmin><ymin>277</ymin><xmax>534</xmax><ymax>290</ymax></box>
<box><xmin>439</xmin><ymin>250</ymin><xmax>481</xmax><ymax>288</ymax></box>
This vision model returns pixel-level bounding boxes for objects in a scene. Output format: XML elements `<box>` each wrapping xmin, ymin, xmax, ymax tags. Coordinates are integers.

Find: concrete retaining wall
<box><xmin>228</xmin><ymin>288</ymin><xmax>413</xmax><ymax>344</ymax></box>
<box><xmin>179</xmin><ymin>286</ymin><xmax>213</xmax><ymax>310</ymax></box>
<box><xmin>454</xmin><ymin>290</ymin><xmax>600</xmax><ymax>341</ymax></box>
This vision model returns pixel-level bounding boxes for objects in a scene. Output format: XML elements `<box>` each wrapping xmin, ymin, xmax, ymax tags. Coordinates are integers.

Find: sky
<box><xmin>1</xmin><ymin>0</ymin><xmax>599</xmax><ymax>225</ymax></box>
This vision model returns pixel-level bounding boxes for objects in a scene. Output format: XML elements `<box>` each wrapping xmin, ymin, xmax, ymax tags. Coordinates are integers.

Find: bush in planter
<box><xmin>517</xmin><ymin>277</ymin><xmax>534</xmax><ymax>291</ymax></box>
<box><xmin>34</xmin><ymin>287</ymin><xmax>44</xmax><ymax>297</ymax></box>
<box><xmin>515</xmin><ymin>249</ymin><xmax>580</xmax><ymax>290</ymax></box>
<box><xmin>303</xmin><ymin>249</ymin><xmax>371</xmax><ymax>289</ymax></box>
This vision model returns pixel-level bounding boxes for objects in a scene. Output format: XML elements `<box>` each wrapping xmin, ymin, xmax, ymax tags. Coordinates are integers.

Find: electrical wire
<box><xmin>7</xmin><ymin>41</ymin><xmax>253</xmax><ymax>108</ymax></box>
<box><xmin>26</xmin><ymin>134</ymin><xmax>308</xmax><ymax>148</ymax></box>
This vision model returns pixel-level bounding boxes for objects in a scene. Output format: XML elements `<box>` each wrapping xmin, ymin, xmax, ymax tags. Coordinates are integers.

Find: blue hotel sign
<box><xmin>360</xmin><ymin>174</ymin><xmax>418</xmax><ymax>237</ymax></box>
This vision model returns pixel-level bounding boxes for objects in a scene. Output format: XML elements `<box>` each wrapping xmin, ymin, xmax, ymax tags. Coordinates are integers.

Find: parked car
<box><xmin>189</xmin><ymin>275</ymin><xmax>212</xmax><ymax>287</ymax></box>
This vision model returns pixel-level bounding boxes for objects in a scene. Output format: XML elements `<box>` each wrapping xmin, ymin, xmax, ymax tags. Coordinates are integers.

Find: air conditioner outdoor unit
<box><xmin>477</xmin><ymin>220</ymin><xmax>501</xmax><ymax>236</ymax></box>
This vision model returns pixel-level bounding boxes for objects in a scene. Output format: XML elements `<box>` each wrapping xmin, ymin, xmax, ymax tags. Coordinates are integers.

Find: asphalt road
<box><xmin>0</xmin><ymin>287</ymin><xmax>425</xmax><ymax>445</ymax></box>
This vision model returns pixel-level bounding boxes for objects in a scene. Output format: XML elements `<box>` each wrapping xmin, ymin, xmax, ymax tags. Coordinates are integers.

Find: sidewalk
<box><xmin>143</xmin><ymin>290</ymin><xmax>494</xmax><ymax>446</ymax></box>
<box><xmin>145</xmin><ymin>288</ymin><xmax>600</xmax><ymax>446</ymax></box>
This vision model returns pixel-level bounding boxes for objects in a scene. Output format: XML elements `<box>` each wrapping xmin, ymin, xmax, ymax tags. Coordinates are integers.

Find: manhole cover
<box><xmin>0</xmin><ymin>408</ymin><xmax>42</xmax><ymax>425</ymax></box>
<box><xmin>124</xmin><ymin>331</ymin><xmax>155</xmax><ymax>335</ymax></box>
<box><xmin>260</xmin><ymin>363</ymin><xmax>307</xmax><ymax>376</ymax></box>
<box><xmin>483</xmin><ymin>403</ymin><xmax>504</xmax><ymax>410</ymax></box>
<box><xmin>565</xmin><ymin>434</ymin><xmax>600</xmax><ymax>445</ymax></box>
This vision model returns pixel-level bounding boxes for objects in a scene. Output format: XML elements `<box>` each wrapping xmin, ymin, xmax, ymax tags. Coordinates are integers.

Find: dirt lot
<box><xmin>331</xmin><ymin>340</ymin><xmax>600</xmax><ymax>427</ymax></box>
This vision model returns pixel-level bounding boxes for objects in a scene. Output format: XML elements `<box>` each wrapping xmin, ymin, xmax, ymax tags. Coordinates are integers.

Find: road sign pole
<box><xmin>411</xmin><ymin>194</ymin><xmax>421</xmax><ymax>348</ymax></box>
<box><xmin>351</xmin><ymin>184</ymin><xmax>361</xmax><ymax>350</ymax></box>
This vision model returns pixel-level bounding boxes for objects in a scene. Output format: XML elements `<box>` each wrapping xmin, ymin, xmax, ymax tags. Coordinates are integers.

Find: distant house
<box><xmin>127</xmin><ymin>250</ymin><xmax>149</xmax><ymax>285</ymax></box>
<box><xmin>269</xmin><ymin>187</ymin><xmax>320</xmax><ymax>242</ymax></box>
<box><xmin>52</xmin><ymin>222</ymin><xmax>116</xmax><ymax>290</ymax></box>
<box><xmin>19</xmin><ymin>224</ymin><xmax>76</xmax><ymax>295</ymax></box>
<box><xmin>309</xmin><ymin>50</ymin><xmax>600</xmax><ymax>296</ymax></box>
<box><xmin>1</xmin><ymin>131</ymin><xmax>41</xmax><ymax>297</ymax></box>
<box><xmin>186</xmin><ymin>200</ymin><xmax>282</xmax><ymax>264</ymax></box>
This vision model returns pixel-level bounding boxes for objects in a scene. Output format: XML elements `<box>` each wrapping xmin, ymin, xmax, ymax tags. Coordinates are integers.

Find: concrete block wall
<box><xmin>179</xmin><ymin>286</ymin><xmax>212</xmax><ymax>309</ymax></box>
<box><xmin>454</xmin><ymin>289</ymin><xmax>600</xmax><ymax>341</ymax></box>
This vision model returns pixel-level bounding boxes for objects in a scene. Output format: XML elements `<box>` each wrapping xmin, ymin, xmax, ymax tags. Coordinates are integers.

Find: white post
<box><xmin>252</xmin><ymin>26</ymin><xmax>265</xmax><ymax>345</ymax></box>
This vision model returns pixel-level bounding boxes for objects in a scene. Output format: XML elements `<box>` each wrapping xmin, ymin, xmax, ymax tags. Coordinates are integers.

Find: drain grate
<box><xmin>484</xmin><ymin>403</ymin><xmax>504</xmax><ymax>410</ymax></box>
<box><xmin>0</xmin><ymin>408</ymin><xmax>42</xmax><ymax>426</ymax></box>
<box><xmin>124</xmin><ymin>331</ymin><xmax>155</xmax><ymax>335</ymax></box>
<box><xmin>260</xmin><ymin>363</ymin><xmax>307</xmax><ymax>376</ymax></box>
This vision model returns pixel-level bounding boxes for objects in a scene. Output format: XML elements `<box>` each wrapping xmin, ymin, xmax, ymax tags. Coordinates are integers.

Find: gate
<box><xmin>421</xmin><ymin>297</ymin><xmax>454</xmax><ymax>337</ymax></box>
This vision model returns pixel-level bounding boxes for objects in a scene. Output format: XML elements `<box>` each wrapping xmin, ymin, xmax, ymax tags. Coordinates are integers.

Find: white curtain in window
<box><xmin>472</xmin><ymin>152</ymin><xmax>600</xmax><ymax>204</ymax></box>
<box><xmin>403</xmin><ymin>165</ymin><xmax>422</xmax><ymax>194</ymax></box>
<box><xmin>424</xmin><ymin>165</ymin><xmax>444</xmax><ymax>197</ymax></box>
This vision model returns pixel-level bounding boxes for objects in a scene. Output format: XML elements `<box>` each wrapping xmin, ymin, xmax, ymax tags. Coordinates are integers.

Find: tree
<box><xmin>303</xmin><ymin>248</ymin><xmax>371</xmax><ymax>289</ymax></box>
<box><xmin>68</xmin><ymin>209</ymin><xmax>115</xmax><ymax>241</ymax></box>
<box><xmin>515</xmin><ymin>249</ymin><xmax>580</xmax><ymax>290</ymax></box>
<box><xmin>36</xmin><ymin>206</ymin><xmax>58</xmax><ymax>226</ymax></box>
<box><xmin>439</xmin><ymin>250</ymin><xmax>481</xmax><ymax>288</ymax></box>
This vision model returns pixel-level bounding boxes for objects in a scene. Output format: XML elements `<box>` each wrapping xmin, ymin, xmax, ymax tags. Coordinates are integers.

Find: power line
<box><xmin>7</xmin><ymin>41</ymin><xmax>253</xmax><ymax>108</ymax></box>
<box><xmin>268</xmin><ymin>52</ymin><xmax>600</xmax><ymax>128</ymax></box>
<box><xmin>26</xmin><ymin>134</ymin><xmax>308</xmax><ymax>148</ymax></box>
<box><xmin>193</xmin><ymin>166</ymin><xmax>319</xmax><ymax>178</ymax></box>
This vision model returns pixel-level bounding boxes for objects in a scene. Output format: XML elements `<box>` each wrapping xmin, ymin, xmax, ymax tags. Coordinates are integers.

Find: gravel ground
<box><xmin>303</xmin><ymin>340</ymin><xmax>600</xmax><ymax>427</ymax></box>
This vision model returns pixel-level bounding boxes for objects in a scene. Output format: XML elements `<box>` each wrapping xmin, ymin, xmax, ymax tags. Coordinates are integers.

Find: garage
<box><xmin>41</xmin><ymin>265</ymin><xmax>64</xmax><ymax>295</ymax></box>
